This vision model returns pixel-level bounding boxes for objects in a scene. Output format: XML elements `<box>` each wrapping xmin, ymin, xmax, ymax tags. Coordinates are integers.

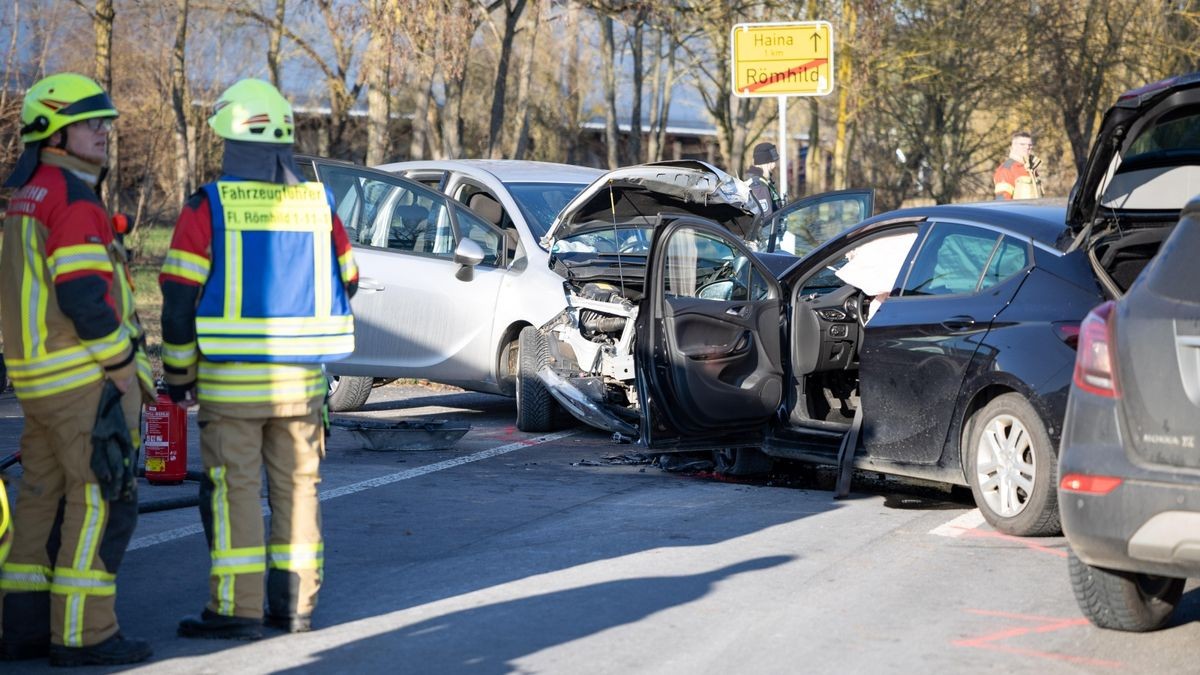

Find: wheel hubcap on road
<box><xmin>975</xmin><ymin>413</ymin><xmax>1035</xmax><ymax>518</ymax></box>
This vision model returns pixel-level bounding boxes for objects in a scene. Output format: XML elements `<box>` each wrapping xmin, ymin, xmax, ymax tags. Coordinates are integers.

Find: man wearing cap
<box><xmin>0</xmin><ymin>73</ymin><xmax>154</xmax><ymax>667</ymax></box>
<box><xmin>746</xmin><ymin>142</ymin><xmax>783</xmax><ymax>215</ymax></box>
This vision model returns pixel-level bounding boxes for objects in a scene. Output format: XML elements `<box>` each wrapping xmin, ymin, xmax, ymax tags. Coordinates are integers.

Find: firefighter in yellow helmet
<box><xmin>162</xmin><ymin>78</ymin><xmax>358</xmax><ymax>639</ymax></box>
<box><xmin>0</xmin><ymin>73</ymin><xmax>154</xmax><ymax>666</ymax></box>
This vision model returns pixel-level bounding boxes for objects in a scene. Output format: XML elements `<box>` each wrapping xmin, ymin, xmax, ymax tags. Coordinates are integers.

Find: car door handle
<box><xmin>681</xmin><ymin>331</ymin><xmax>752</xmax><ymax>361</ymax></box>
<box><xmin>358</xmin><ymin>277</ymin><xmax>385</xmax><ymax>292</ymax></box>
<box><xmin>725</xmin><ymin>305</ymin><xmax>750</xmax><ymax>318</ymax></box>
<box><xmin>942</xmin><ymin>315</ymin><xmax>975</xmax><ymax>331</ymax></box>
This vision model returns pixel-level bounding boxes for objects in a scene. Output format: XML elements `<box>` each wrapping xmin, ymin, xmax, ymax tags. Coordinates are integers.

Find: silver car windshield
<box><xmin>506</xmin><ymin>182</ymin><xmax>589</xmax><ymax>241</ymax></box>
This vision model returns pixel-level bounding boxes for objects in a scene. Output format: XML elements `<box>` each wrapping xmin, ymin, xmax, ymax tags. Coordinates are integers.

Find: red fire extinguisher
<box><xmin>143</xmin><ymin>390</ymin><xmax>187</xmax><ymax>485</ymax></box>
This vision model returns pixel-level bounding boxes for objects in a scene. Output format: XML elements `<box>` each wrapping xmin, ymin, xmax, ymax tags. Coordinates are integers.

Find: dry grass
<box><xmin>128</xmin><ymin>224</ymin><xmax>172</xmax><ymax>373</ymax></box>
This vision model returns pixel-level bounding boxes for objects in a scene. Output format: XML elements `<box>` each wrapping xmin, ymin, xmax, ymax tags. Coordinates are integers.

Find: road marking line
<box><xmin>928</xmin><ymin>508</ymin><xmax>985</xmax><ymax>537</ymax></box>
<box><xmin>127</xmin><ymin>430</ymin><xmax>578</xmax><ymax>551</ymax></box>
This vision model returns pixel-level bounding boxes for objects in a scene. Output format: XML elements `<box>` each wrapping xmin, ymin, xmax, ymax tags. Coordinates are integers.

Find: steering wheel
<box><xmin>843</xmin><ymin>289</ymin><xmax>869</xmax><ymax>328</ymax></box>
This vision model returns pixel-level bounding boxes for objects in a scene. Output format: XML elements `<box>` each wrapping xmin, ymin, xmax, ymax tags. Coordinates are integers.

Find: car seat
<box><xmin>388</xmin><ymin>204</ymin><xmax>429</xmax><ymax>252</ymax></box>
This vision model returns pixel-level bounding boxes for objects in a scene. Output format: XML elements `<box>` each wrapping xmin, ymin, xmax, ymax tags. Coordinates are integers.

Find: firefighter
<box><xmin>994</xmin><ymin>131</ymin><xmax>1044</xmax><ymax>200</ymax></box>
<box><xmin>0</xmin><ymin>73</ymin><xmax>154</xmax><ymax>666</ymax></box>
<box><xmin>161</xmin><ymin>78</ymin><xmax>358</xmax><ymax>640</ymax></box>
<box><xmin>746</xmin><ymin>142</ymin><xmax>783</xmax><ymax>215</ymax></box>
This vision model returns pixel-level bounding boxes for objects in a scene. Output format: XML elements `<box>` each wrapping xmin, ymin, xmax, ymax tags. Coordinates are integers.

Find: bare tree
<box><xmin>170</xmin><ymin>0</ymin><xmax>192</xmax><ymax>204</ymax></box>
<box><xmin>365</xmin><ymin>0</ymin><xmax>397</xmax><ymax>166</ymax></box>
<box><xmin>267</xmin><ymin>0</ymin><xmax>286</xmax><ymax>88</ymax></box>
<box><xmin>477</xmin><ymin>0</ymin><xmax>528</xmax><ymax>158</ymax></box>
<box><xmin>508</xmin><ymin>0</ymin><xmax>545</xmax><ymax>159</ymax></box>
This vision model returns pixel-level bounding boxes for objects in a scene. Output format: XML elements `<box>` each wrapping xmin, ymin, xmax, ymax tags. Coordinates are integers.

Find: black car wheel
<box><xmin>1068</xmin><ymin>549</ymin><xmax>1185</xmax><ymax>632</ymax></box>
<box><xmin>516</xmin><ymin>326</ymin><xmax>559</xmax><ymax>432</ymax></box>
<box><xmin>965</xmin><ymin>393</ymin><xmax>1060</xmax><ymax>536</ymax></box>
<box><xmin>327</xmin><ymin>375</ymin><xmax>373</xmax><ymax>412</ymax></box>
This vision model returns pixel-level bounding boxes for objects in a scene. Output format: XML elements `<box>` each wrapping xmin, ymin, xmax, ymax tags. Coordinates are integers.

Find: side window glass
<box><xmin>979</xmin><ymin>236</ymin><xmax>1029</xmax><ymax>290</ymax></box>
<box><xmin>769</xmin><ymin>195</ymin><xmax>869</xmax><ymax>256</ymax></box>
<box><xmin>454</xmin><ymin>206</ymin><xmax>504</xmax><ymax>267</ymax></box>
<box><xmin>320</xmin><ymin>167</ymin><xmax>453</xmax><ymax>258</ymax></box>
<box><xmin>664</xmin><ymin>226</ymin><xmax>772</xmax><ymax>302</ymax></box>
<box><xmin>901</xmin><ymin>223</ymin><xmax>999</xmax><ymax>297</ymax></box>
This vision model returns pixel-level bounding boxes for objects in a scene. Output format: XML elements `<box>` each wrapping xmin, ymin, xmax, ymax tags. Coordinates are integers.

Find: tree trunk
<box><xmin>93</xmin><ymin>0</ymin><xmax>117</xmax><ymax>211</ymax></box>
<box><xmin>831</xmin><ymin>0</ymin><xmax>855</xmax><ymax>190</ymax></box>
<box><xmin>600</xmin><ymin>15</ymin><xmax>619</xmax><ymax>169</ymax></box>
<box><xmin>646</xmin><ymin>31</ymin><xmax>663</xmax><ymax>162</ymax></box>
<box><xmin>171</xmin><ymin>0</ymin><xmax>191</xmax><ymax>205</ymax></box>
<box><xmin>485</xmin><ymin>0</ymin><xmax>528</xmax><ymax>158</ymax></box>
<box><xmin>441</xmin><ymin>61</ymin><xmax>467</xmax><ymax>159</ymax></box>
<box><xmin>655</xmin><ymin>44</ymin><xmax>676</xmax><ymax>162</ymax></box>
<box><xmin>267</xmin><ymin>0</ymin><xmax>286</xmax><ymax>88</ymax></box>
<box><xmin>563</xmin><ymin>0</ymin><xmax>582</xmax><ymax>163</ymax></box>
<box><xmin>365</xmin><ymin>0</ymin><xmax>393</xmax><ymax>166</ymax></box>
<box><xmin>627</xmin><ymin>15</ymin><xmax>645</xmax><ymax>164</ymax></box>
<box><xmin>509</xmin><ymin>0</ymin><xmax>543</xmax><ymax>160</ymax></box>
<box><xmin>409</xmin><ymin>68</ymin><xmax>433</xmax><ymax>160</ymax></box>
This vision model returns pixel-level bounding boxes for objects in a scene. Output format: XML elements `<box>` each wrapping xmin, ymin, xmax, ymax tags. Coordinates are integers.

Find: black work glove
<box><xmin>91</xmin><ymin>380</ymin><xmax>137</xmax><ymax>502</ymax></box>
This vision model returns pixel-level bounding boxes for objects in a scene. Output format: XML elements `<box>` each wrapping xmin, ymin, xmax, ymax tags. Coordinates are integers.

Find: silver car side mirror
<box><xmin>454</xmin><ymin>238</ymin><xmax>485</xmax><ymax>281</ymax></box>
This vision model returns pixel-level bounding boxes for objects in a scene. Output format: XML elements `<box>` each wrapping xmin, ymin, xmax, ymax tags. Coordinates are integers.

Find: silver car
<box><xmin>297</xmin><ymin>157</ymin><xmax>602</xmax><ymax>411</ymax></box>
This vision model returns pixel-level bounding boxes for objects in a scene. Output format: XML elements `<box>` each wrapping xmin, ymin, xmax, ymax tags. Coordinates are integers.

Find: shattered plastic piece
<box><xmin>611</xmin><ymin>432</ymin><xmax>633</xmax><ymax>444</ymax></box>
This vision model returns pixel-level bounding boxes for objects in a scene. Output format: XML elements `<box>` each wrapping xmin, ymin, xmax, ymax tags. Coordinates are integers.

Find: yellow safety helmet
<box><xmin>208</xmin><ymin>78</ymin><xmax>294</xmax><ymax>144</ymax></box>
<box><xmin>19</xmin><ymin>72</ymin><xmax>118</xmax><ymax>143</ymax></box>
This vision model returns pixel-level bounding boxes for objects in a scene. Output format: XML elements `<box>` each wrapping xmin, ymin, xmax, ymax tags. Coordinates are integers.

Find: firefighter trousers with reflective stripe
<box><xmin>197</xmin><ymin>407</ymin><xmax>323</xmax><ymax>620</ymax></box>
<box><xmin>0</xmin><ymin>381</ymin><xmax>140</xmax><ymax>649</ymax></box>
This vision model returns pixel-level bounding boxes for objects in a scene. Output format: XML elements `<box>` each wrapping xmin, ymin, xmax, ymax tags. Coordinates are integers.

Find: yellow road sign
<box><xmin>731</xmin><ymin>21</ymin><xmax>834</xmax><ymax>98</ymax></box>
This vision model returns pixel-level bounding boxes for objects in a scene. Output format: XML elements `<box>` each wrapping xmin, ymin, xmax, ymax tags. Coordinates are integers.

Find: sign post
<box><xmin>731</xmin><ymin>21</ymin><xmax>835</xmax><ymax>202</ymax></box>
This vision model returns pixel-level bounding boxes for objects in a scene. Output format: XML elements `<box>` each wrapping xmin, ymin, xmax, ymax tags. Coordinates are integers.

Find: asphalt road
<box><xmin>0</xmin><ymin>383</ymin><xmax>1198</xmax><ymax>674</ymax></box>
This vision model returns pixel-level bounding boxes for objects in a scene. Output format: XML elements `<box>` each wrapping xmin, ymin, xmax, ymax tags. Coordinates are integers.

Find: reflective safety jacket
<box><xmin>993</xmin><ymin>158</ymin><xmax>1044</xmax><ymax>200</ymax></box>
<box><xmin>160</xmin><ymin>179</ymin><xmax>358</xmax><ymax>411</ymax></box>
<box><xmin>0</xmin><ymin>150</ymin><xmax>153</xmax><ymax>400</ymax></box>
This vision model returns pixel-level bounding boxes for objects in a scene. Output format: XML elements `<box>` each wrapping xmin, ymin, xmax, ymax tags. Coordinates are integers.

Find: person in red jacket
<box><xmin>994</xmin><ymin>131</ymin><xmax>1044</xmax><ymax>200</ymax></box>
<box><xmin>0</xmin><ymin>73</ymin><xmax>154</xmax><ymax>667</ymax></box>
<box><xmin>162</xmin><ymin>79</ymin><xmax>357</xmax><ymax>640</ymax></box>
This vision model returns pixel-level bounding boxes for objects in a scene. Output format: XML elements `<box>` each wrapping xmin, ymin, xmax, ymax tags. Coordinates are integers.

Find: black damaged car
<box><xmin>631</xmin><ymin>72</ymin><xmax>1200</xmax><ymax>537</ymax></box>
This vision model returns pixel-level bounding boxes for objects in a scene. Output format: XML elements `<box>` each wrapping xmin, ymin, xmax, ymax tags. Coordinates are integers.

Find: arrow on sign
<box><xmin>811</xmin><ymin>33</ymin><xmax>822</xmax><ymax>50</ymax></box>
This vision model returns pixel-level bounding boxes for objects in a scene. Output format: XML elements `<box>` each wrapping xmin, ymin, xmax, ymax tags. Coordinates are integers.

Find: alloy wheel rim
<box><xmin>974</xmin><ymin>413</ymin><xmax>1035</xmax><ymax>518</ymax></box>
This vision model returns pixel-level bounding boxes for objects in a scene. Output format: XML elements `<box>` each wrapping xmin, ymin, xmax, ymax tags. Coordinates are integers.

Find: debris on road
<box><xmin>329</xmin><ymin>417</ymin><xmax>470</xmax><ymax>451</ymax></box>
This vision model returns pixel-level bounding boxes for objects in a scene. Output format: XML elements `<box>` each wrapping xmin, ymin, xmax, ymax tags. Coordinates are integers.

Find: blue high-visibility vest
<box><xmin>196</xmin><ymin>179</ymin><xmax>354</xmax><ymax>363</ymax></box>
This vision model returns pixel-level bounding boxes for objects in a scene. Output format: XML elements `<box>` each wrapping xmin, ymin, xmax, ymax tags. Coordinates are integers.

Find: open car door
<box><xmin>635</xmin><ymin>217</ymin><xmax>785</xmax><ymax>449</ymax></box>
<box><xmin>765</xmin><ymin>189</ymin><xmax>874</xmax><ymax>256</ymax></box>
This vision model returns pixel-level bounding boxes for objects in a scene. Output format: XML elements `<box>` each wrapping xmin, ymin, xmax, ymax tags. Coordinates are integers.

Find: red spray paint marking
<box><xmin>961</xmin><ymin>527</ymin><xmax>1069</xmax><ymax>558</ymax></box>
<box><xmin>953</xmin><ymin>609</ymin><xmax>1122</xmax><ymax>669</ymax></box>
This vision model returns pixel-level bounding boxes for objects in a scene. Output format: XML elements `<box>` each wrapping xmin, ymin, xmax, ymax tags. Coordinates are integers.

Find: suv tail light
<box><xmin>1073</xmin><ymin>301</ymin><xmax>1119</xmax><ymax>398</ymax></box>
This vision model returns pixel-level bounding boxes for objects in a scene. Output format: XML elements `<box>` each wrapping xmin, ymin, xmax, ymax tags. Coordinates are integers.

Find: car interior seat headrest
<box><xmin>468</xmin><ymin>193</ymin><xmax>504</xmax><ymax>227</ymax></box>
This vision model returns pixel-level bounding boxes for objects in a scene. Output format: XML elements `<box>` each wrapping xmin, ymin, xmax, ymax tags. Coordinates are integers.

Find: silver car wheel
<box><xmin>974</xmin><ymin>413</ymin><xmax>1035</xmax><ymax>518</ymax></box>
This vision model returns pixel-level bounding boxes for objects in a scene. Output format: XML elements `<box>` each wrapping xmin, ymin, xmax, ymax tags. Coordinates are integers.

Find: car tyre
<box><xmin>516</xmin><ymin>326</ymin><xmax>562</xmax><ymax>432</ymax></box>
<box><xmin>327</xmin><ymin>375</ymin><xmax>373</xmax><ymax>412</ymax></box>
<box><xmin>965</xmin><ymin>392</ymin><xmax>1060</xmax><ymax>536</ymax></box>
<box><xmin>712</xmin><ymin>448</ymin><xmax>773</xmax><ymax>476</ymax></box>
<box><xmin>1068</xmin><ymin>549</ymin><xmax>1184</xmax><ymax>632</ymax></box>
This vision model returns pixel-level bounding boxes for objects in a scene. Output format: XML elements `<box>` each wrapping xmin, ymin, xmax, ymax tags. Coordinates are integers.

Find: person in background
<box><xmin>994</xmin><ymin>131</ymin><xmax>1044</xmax><ymax>200</ymax></box>
<box><xmin>746</xmin><ymin>142</ymin><xmax>783</xmax><ymax>215</ymax></box>
<box><xmin>161</xmin><ymin>78</ymin><xmax>358</xmax><ymax>640</ymax></box>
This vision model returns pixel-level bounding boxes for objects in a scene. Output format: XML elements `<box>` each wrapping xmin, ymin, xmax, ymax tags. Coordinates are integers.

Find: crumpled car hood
<box><xmin>542</xmin><ymin>160</ymin><xmax>760</xmax><ymax>247</ymax></box>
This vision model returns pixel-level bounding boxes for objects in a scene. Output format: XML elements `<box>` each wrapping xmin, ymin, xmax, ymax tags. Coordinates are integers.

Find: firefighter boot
<box><xmin>264</xmin><ymin>612</ymin><xmax>312</xmax><ymax>633</ymax></box>
<box><xmin>48</xmin><ymin>633</ymin><xmax>152</xmax><ymax>667</ymax></box>
<box><xmin>177</xmin><ymin>609</ymin><xmax>263</xmax><ymax>640</ymax></box>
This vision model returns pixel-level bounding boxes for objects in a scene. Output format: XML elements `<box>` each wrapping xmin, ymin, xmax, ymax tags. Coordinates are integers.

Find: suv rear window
<box><xmin>1124</xmin><ymin>106</ymin><xmax>1200</xmax><ymax>162</ymax></box>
